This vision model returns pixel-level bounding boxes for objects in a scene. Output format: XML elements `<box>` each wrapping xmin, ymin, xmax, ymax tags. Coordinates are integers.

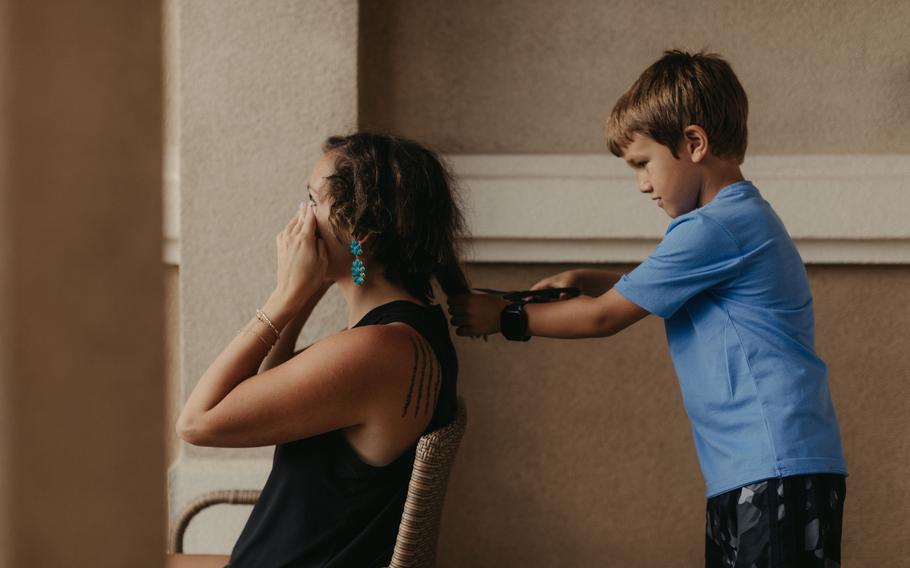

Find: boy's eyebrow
<box><xmin>623</xmin><ymin>151</ymin><xmax>649</xmax><ymax>163</ymax></box>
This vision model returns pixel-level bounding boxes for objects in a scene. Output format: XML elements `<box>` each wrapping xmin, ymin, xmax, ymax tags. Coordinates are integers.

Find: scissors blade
<box><xmin>473</xmin><ymin>287</ymin><xmax>509</xmax><ymax>296</ymax></box>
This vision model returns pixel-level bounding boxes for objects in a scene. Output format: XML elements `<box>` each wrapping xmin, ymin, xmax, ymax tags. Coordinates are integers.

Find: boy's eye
<box><xmin>308</xmin><ymin>192</ymin><xmax>317</xmax><ymax>205</ymax></box>
<box><xmin>636</xmin><ymin>161</ymin><xmax>648</xmax><ymax>169</ymax></box>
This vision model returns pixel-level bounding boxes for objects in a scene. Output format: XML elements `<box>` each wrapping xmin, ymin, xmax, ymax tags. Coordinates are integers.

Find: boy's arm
<box><xmin>531</xmin><ymin>268</ymin><xmax>624</xmax><ymax>297</ymax></box>
<box><xmin>527</xmin><ymin>289</ymin><xmax>649</xmax><ymax>338</ymax></box>
<box><xmin>447</xmin><ymin>287</ymin><xmax>649</xmax><ymax>339</ymax></box>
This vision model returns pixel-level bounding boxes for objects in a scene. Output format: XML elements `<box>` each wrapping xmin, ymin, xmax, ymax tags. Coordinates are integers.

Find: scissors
<box><xmin>473</xmin><ymin>287</ymin><xmax>581</xmax><ymax>303</ymax></box>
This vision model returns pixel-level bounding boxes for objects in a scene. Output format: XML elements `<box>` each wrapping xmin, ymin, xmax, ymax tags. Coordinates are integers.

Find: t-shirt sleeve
<box><xmin>613</xmin><ymin>213</ymin><xmax>743</xmax><ymax>318</ymax></box>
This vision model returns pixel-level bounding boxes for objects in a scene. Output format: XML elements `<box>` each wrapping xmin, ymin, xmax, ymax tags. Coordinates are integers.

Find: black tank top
<box><xmin>226</xmin><ymin>300</ymin><xmax>458</xmax><ymax>568</ymax></box>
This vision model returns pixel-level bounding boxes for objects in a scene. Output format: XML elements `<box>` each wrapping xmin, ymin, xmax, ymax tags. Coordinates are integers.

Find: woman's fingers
<box><xmin>301</xmin><ymin>203</ymin><xmax>317</xmax><ymax>241</ymax></box>
<box><xmin>285</xmin><ymin>205</ymin><xmax>301</xmax><ymax>230</ymax></box>
<box><xmin>294</xmin><ymin>203</ymin><xmax>308</xmax><ymax>234</ymax></box>
<box><xmin>284</xmin><ymin>205</ymin><xmax>303</xmax><ymax>237</ymax></box>
<box><xmin>283</xmin><ymin>203</ymin><xmax>313</xmax><ymax>243</ymax></box>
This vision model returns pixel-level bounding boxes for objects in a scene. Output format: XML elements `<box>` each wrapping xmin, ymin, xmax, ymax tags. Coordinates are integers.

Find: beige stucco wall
<box><xmin>437</xmin><ymin>264</ymin><xmax>909</xmax><ymax>567</ymax></box>
<box><xmin>164</xmin><ymin>0</ymin><xmax>182</xmax><ymax>468</ymax></box>
<box><xmin>164</xmin><ymin>0</ymin><xmax>910</xmax><ymax>564</ymax></box>
<box><xmin>166</xmin><ymin>265</ymin><xmax>182</xmax><ymax>466</ymax></box>
<box><xmin>356</xmin><ymin>2</ymin><xmax>910</xmax><ymax>565</ymax></box>
<box><xmin>1</xmin><ymin>1</ymin><xmax>165</xmax><ymax>566</ymax></box>
<box><xmin>168</xmin><ymin>0</ymin><xmax>360</xmax><ymax>549</ymax></box>
<box><xmin>360</xmin><ymin>0</ymin><xmax>910</xmax><ymax>154</ymax></box>
<box><xmin>176</xmin><ymin>0</ymin><xmax>358</xmax><ymax>462</ymax></box>
<box><xmin>165</xmin><ymin>263</ymin><xmax>910</xmax><ymax>564</ymax></box>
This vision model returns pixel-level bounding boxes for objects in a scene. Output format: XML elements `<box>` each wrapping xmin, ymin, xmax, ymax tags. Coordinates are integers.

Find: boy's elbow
<box><xmin>591</xmin><ymin>311</ymin><xmax>619</xmax><ymax>338</ymax></box>
<box><xmin>600</xmin><ymin>323</ymin><xmax>620</xmax><ymax>338</ymax></box>
<box><xmin>599</xmin><ymin>323</ymin><xmax>622</xmax><ymax>338</ymax></box>
<box><xmin>591</xmin><ymin>291</ymin><xmax>645</xmax><ymax>338</ymax></box>
<box><xmin>592</xmin><ymin>305</ymin><xmax>630</xmax><ymax>338</ymax></box>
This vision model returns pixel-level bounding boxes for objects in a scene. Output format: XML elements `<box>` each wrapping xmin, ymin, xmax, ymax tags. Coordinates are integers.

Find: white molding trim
<box><xmin>163</xmin><ymin>143</ymin><xmax>181</xmax><ymax>266</ymax></box>
<box><xmin>164</xmin><ymin>236</ymin><xmax>181</xmax><ymax>266</ymax></box>
<box><xmin>452</xmin><ymin>154</ymin><xmax>910</xmax><ymax>264</ymax></box>
<box><xmin>163</xmin><ymin>154</ymin><xmax>910</xmax><ymax>265</ymax></box>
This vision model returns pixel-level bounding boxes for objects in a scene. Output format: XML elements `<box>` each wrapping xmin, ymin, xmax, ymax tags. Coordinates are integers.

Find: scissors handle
<box><xmin>473</xmin><ymin>287</ymin><xmax>509</xmax><ymax>295</ymax></box>
<box><xmin>473</xmin><ymin>287</ymin><xmax>581</xmax><ymax>302</ymax></box>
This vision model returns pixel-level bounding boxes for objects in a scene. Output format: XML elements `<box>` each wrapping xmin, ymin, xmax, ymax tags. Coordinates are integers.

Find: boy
<box><xmin>447</xmin><ymin>50</ymin><xmax>847</xmax><ymax>567</ymax></box>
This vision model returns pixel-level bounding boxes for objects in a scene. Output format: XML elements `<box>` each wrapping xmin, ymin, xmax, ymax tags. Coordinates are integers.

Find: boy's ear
<box><xmin>682</xmin><ymin>125</ymin><xmax>709</xmax><ymax>163</ymax></box>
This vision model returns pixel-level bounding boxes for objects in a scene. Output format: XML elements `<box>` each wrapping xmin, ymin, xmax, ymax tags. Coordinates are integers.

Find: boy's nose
<box><xmin>638</xmin><ymin>178</ymin><xmax>652</xmax><ymax>193</ymax></box>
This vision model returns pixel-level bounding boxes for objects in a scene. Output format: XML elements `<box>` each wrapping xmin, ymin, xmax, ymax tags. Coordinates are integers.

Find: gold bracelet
<box><xmin>255</xmin><ymin>308</ymin><xmax>280</xmax><ymax>340</ymax></box>
<box><xmin>237</xmin><ymin>329</ymin><xmax>273</xmax><ymax>352</ymax></box>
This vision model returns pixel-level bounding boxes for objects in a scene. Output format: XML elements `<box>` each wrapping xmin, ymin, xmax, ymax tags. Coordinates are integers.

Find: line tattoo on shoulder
<box><xmin>401</xmin><ymin>334</ymin><xmax>420</xmax><ymax>417</ymax></box>
<box><xmin>401</xmin><ymin>333</ymin><xmax>442</xmax><ymax>418</ymax></box>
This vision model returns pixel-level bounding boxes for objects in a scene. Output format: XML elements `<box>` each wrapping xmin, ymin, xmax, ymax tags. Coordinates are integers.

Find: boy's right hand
<box><xmin>529</xmin><ymin>270</ymin><xmax>581</xmax><ymax>299</ymax></box>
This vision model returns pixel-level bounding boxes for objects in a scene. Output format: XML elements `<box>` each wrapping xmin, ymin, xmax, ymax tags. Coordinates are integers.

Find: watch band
<box><xmin>500</xmin><ymin>301</ymin><xmax>531</xmax><ymax>341</ymax></box>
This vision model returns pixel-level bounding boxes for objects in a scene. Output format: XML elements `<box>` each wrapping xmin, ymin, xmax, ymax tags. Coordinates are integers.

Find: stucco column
<box><xmin>169</xmin><ymin>0</ymin><xmax>357</xmax><ymax>552</ymax></box>
<box><xmin>0</xmin><ymin>2</ymin><xmax>164</xmax><ymax>567</ymax></box>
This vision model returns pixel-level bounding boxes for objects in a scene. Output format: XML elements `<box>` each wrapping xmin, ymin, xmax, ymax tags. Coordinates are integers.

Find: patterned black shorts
<box><xmin>705</xmin><ymin>474</ymin><xmax>846</xmax><ymax>568</ymax></box>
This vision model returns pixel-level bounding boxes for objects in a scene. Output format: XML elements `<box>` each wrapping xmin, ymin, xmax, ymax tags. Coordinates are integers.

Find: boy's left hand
<box><xmin>447</xmin><ymin>293</ymin><xmax>508</xmax><ymax>337</ymax></box>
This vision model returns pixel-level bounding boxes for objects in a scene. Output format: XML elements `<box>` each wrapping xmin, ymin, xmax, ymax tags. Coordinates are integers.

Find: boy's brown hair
<box><xmin>606</xmin><ymin>50</ymin><xmax>748</xmax><ymax>164</ymax></box>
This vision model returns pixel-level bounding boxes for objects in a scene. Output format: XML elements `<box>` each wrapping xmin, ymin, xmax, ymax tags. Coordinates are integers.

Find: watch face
<box><xmin>501</xmin><ymin>302</ymin><xmax>530</xmax><ymax>341</ymax></box>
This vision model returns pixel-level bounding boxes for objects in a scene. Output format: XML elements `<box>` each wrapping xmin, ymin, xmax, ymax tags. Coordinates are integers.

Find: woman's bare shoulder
<box><xmin>307</xmin><ymin>322</ymin><xmax>439</xmax><ymax>412</ymax></box>
<box><xmin>313</xmin><ymin>322</ymin><xmax>425</xmax><ymax>371</ymax></box>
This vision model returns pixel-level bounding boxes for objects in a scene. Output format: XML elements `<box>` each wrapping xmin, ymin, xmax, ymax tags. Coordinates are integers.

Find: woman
<box><xmin>168</xmin><ymin>133</ymin><xmax>468</xmax><ymax>568</ymax></box>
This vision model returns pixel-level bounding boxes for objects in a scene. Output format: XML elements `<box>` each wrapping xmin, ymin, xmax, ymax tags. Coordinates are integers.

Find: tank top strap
<box><xmin>353</xmin><ymin>300</ymin><xmax>438</xmax><ymax>343</ymax></box>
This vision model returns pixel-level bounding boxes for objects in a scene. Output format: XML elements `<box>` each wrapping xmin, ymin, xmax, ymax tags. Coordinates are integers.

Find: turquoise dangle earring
<box><xmin>350</xmin><ymin>239</ymin><xmax>366</xmax><ymax>286</ymax></box>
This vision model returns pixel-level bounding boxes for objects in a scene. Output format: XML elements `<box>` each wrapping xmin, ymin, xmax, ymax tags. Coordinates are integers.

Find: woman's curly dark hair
<box><xmin>321</xmin><ymin>133</ymin><xmax>469</xmax><ymax>304</ymax></box>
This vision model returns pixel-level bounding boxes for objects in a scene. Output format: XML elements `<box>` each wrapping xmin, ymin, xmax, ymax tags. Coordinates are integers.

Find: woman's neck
<box><xmin>336</xmin><ymin>273</ymin><xmax>424</xmax><ymax>328</ymax></box>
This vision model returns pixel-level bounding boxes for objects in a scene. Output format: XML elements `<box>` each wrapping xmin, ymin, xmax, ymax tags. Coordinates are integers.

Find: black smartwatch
<box><xmin>500</xmin><ymin>301</ymin><xmax>531</xmax><ymax>341</ymax></box>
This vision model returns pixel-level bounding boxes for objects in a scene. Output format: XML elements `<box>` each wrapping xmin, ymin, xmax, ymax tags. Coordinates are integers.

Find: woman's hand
<box><xmin>273</xmin><ymin>203</ymin><xmax>328</xmax><ymax>312</ymax></box>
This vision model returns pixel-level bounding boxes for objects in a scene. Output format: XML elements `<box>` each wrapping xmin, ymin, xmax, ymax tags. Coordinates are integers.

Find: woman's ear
<box><xmin>683</xmin><ymin>125</ymin><xmax>709</xmax><ymax>163</ymax></box>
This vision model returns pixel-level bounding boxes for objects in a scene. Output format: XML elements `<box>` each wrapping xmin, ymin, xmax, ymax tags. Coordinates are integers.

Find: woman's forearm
<box><xmin>259</xmin><ymin>311</ymin><xmax>306</xmax><ymax>372</ymax></box>
<box><xmin>259</xmin><ymin>285</ymin><xmax>328</xmax><ymax>372</ymax></box>
<box><xmin>177</xmin><ymin>291</ymin><xmax>299</xmax><ymax>436</ymax></box>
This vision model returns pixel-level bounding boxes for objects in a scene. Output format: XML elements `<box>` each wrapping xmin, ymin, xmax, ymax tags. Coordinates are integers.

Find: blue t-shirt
<box><xmin>614</xmin><ymin>180</ymin><xmax>847</xmax><ymax>497</ymax></box>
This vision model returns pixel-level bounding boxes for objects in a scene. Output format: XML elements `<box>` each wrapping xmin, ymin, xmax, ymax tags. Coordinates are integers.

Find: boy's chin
<box><xmin>666</xmin><ymin>204</ymin><xmax>696</xmax><ymax>218</ymax></box>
